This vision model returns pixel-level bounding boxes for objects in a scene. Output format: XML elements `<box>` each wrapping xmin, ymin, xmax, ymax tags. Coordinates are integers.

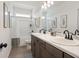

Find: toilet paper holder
<box><xmin>0</xmin><ymin>43</ymin><xmax>7</xmax><ymax>49</ymax></box>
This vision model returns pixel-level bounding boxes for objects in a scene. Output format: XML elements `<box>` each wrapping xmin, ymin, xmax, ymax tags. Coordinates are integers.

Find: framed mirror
<box><xmin>35</xmin><ymin>17</ymin><xmax>40</xmax><ymax>28</ymax></box>
<box><xmin>52</xmin><ymin>17</ymin><xmax>57</xmax><ymax>28</ymax></box>
<box><xmin>60</xmin><ymin>15</ymin><xmax>67</xmax><ymax>28</ymax></box>
<box><xmin>3</xmin><ymin>2</ymin><xmax>10</xmax><ymax>28</ymax></box>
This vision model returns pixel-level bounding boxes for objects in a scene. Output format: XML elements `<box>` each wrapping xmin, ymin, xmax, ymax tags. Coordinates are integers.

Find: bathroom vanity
<box><xmin>31</xmin><ymin>33</ymin><xmax>79</xmax><ymax>58</ymax></box>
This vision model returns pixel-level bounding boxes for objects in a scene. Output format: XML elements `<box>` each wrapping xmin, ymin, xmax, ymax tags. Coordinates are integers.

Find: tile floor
<box><xmin>9</xmin><ymin>44</ymin><xmax>32</xmax><ymax>58</ymax></box>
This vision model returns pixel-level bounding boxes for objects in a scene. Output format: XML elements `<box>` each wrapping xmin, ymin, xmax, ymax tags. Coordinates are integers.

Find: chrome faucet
<box><xmin>63</xmin><ymin>30</ymin><xmax>70</xmax><ymax>39</ymax></box>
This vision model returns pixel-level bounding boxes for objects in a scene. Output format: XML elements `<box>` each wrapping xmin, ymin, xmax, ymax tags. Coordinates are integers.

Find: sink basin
<box><xmin>36</xmin><ymin>33</ymin><xmax>79</xmax><ymax>46</ymax></box>
<box><xmin>50</xmin><ymin>37</ymin><xmax>79</xmax><ymax>46</ymax></box>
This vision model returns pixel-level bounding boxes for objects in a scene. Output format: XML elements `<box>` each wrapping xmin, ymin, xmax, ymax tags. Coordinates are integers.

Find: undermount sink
<box><xmin>37</xmin><ymin>33</ymin><xmax>79</xmax><ymax>46</ymax></box>
<box><xmin>50</xmin><ymin>37</ymin><xmax>79</xmax><ymax>46</ymax></box>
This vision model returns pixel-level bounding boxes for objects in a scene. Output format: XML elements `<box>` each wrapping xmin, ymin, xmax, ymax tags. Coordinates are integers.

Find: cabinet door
<box><xmin>64</xmin><ymin>52</ymin><xmax>74</xmax><ymax>58</ymax></box>
<box><xmin>34</xmin><ymin>38</ymin><xmax>39</xmax><ymax>58</ymax></box>
<box><xmin>31</xmin><ymin>35</ymin><xmax>40</xmax><ymax>58</ymax></box>
<box><xmin>39</xmin><ymin>45</ymin><xmax>53</xmax><ymax>58</ymax></box>
<box><xmin>46</xmin><ymin>43</ymin><xmax>63</xmax><ymax>58</ymax></box>
<box><xmin>31</xmin><ymin>35</ymin><xmax>35</xmax><ymax>57</ymax></box>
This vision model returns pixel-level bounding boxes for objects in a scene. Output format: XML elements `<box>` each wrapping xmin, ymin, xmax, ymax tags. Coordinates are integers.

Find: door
<box><xmin>16</xmin><ymin>17</ymin><xmax>31</xmax><ymax>46</ymax></box>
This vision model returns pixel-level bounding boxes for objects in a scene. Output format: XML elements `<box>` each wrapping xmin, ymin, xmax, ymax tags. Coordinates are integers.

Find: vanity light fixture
<box><xmin>41</xmin><ymin>1</ymin><xmax>54</xmax><ymax>10</ymax></box>
<box><xmin>41</xmin><ymin>16</ymin><xmax>45</xmax><ymax>19</ymax></box>
<box><xmin>15</xmin><ymin>13</ymin><xmax>31</xmax><ymax>18</ymax></box>
<box><xmin>5</xmin><ymin>12</ymin><xmax>8</xmax><ymax>15</ymax></box>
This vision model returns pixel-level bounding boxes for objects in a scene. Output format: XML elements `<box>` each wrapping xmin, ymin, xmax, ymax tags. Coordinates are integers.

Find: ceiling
<box><xmin>6</xmin><ymin>1</ymin><xmax>43</xmax><ymax>10</ymax></box>
<box><xmin>6</xmin><ymin>1</ymin><xmax>65</xmax><ymax>10</ymax></box>
<box><xmin>16</xmin><ymin>1</ymin><xmax>43</xmax><ymax>7</ymax></box>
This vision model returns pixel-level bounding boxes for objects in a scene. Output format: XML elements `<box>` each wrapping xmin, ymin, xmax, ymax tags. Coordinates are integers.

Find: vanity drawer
<box><xmin>46</xmin><ymin>43</ymin><xmax>63</xmax><ymax>58</ymax></box>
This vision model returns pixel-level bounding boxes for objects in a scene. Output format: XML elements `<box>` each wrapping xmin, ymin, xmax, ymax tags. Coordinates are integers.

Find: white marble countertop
<box><xmin>31</xmin><ymin>33</ymin><xmax>79</xmax><ymax>58</ymax></box>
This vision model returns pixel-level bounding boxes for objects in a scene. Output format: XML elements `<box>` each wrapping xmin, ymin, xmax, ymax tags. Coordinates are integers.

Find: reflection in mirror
<box><xmin>41</xmin><ymin>11</ymin><xmax>47</xmax><ymax>31</ymax></box>
<box><xmin>60</xmin><ymin>15</ymin><xmax>67</xmax><ymax>28</ymax></box>
<box><xmin>35</xmin><ymin>17</ymin><xmax>40</xmax><ymax>28</ymax></box>
<box><xmin>3</xmin><ymin>2</ymin><xmax>10</xmax><ymax>28</ymax></box>
<box><xmin>77</xmin><ymin>9</ymin><xmax>79</xmax><ymax>30</ymax></box>
<box><xmin>52</xmin><ymin>17</ymin><xmax>57</xmax><ymax>28</ymax></box>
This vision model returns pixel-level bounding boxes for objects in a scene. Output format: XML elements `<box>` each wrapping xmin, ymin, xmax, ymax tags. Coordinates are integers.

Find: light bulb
<box><xmin>47</xmin><ymin>1</ymin><xmax>50</xmax><ymax>4</ymax></box>
<box><xmin>41</xmin><ymin>5</ymin><xmax>44</xmax><ymax>9</ymax></box>
<box><xmin>41</xmin><ymin>16</ymin><xmax>45</xmax><ymax>19</ymax></box>
<box><xmin>51</xmin><ymin>1</ymin><xmax>54</xmax><ymax>5</ymax></box>
<box><xmin>44</xmin><ymin>2</ymin><xmax>46</xmax><ymax>6</ymax></box>
<box><xmin>47</xmin><ymin>4</ymin><xmax>50</xmax><ymax>7</ymax></box>
<box><xmin>44</xmin><ymin>6</ymin><xmax>47</xmax><ymax>10</ymax></box>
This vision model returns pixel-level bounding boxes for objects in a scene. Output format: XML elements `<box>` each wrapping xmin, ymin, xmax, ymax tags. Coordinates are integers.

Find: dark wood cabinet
<box><xmin>39</xmin><ymin>39</ymin><xmax>53</xmax><ymax>58</ymax></box>
<box><xmin>63</xmin><ymin>52</ymin><xmax>74</xmax><ymax>58</ymax></box>
<box><xmin>31</xmin><ymin>35</ymin><xmax>39</xmax><ymax>58</ymax></box>
<box><xmin>46</xmin><ymin>43</ymin><xmax>63</xmax><ymax>58</ymax></box>
<box><xmin>35</xmin><ymin>38</ymin><xmax>39</xmax><ymax>58</ymax></box>
<box><xmin>39</xmin><ymin>45</ymin><xmax>53</xmax><ymax>58</ymax></box>
<box><xmin>31</xmin><ymin>35</ymin><xmax>35</xmax><ymax>57</ymax></box>
<box><xmin>31</xmin><ymin>35</ymin><xmax>74</xmax><ymax>58</ymax></box>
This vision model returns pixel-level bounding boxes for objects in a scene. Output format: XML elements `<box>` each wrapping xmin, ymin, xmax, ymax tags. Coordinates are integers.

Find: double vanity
<box><xmin>31</xmin><ymin>33</ymin><xmax>79</xmax><ymax>58</ymax></box>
